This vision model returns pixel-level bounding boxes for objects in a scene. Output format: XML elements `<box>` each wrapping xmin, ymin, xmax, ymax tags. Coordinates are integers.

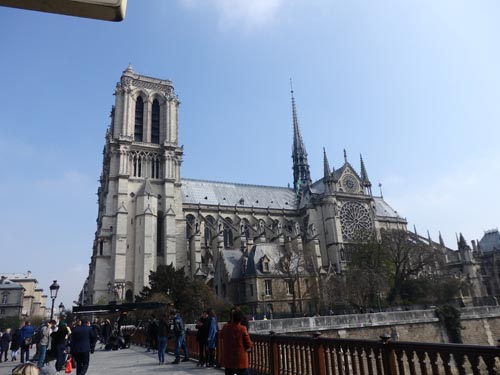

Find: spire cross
<box><xmin>378</xmin><ymin>182</ymin><xmax>383</xmax><ymax>198</ymax></box>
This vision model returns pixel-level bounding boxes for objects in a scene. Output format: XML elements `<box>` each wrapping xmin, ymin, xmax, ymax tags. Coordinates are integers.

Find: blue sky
<box><xmin>1</xmin><ymin>0</ymin><xmax>499</xmax><ymax>309</ymax></box>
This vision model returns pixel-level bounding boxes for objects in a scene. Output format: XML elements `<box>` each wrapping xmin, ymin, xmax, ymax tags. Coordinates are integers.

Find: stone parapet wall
<box><xmin>242</xmin><ymin>306</ymin><xmax>500</xmax><ymax>345</ymax></box>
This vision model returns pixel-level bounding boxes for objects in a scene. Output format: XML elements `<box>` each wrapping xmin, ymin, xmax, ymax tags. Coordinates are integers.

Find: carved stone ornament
<box><xmin>121</xmin><ymin>76</ymin><xmax>175</xmax><ymax>96</ymax></box>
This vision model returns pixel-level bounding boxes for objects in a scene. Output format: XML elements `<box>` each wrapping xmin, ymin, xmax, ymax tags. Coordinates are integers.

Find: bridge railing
<box><xmin>127</xmin><ymin>328</ymin><xmax>500</xmax><ymax>374</ymax></box>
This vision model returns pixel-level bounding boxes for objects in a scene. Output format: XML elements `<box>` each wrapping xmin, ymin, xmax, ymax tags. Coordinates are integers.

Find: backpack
<box><xmin>31</xmin><ymin>327</ymin><xmax>43</xmax><ymax>345</ymax></box>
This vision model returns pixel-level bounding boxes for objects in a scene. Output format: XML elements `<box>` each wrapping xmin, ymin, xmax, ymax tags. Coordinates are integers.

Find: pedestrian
<box><xmin>146</xmin><ymin>315</ymin><xmax>158</xmax><ymax>354</ymax></box>
<box><xmin>195</xmin><ymin>311</ymin><xmax>209</xmax><ymax>367</ymax></box>
<box><xmin>206</xmin><ymin>308</ymin><xmax>217</xmax><ymax>367</ymax></box>
<box><xmin>157</xmin><ymin>314</ymin><xmax>168</xmax><ymax>365</ymax></box>
<box><xmin>170</xmin><ymin>310</ymin><xmax>189</xmax><ymax>364</ymax></box>
<box><xmin>10</xmin><ymin>328</ymin><xmax>20</xmax><ymax>361</ymax></box>
<box><xmin>90</xmin><ymin>319</ymin><xmax>101</xmax><ymax>354</ymax></box>
<box><xmin>52</xmin><ymin>321</ymin><xmax>70</xmax><ymax>372</ymax></box>
<box><xmin>101</xmin><ymin>319</ymin><xmax>111</xmax><ymax>349</ymax></box>
<box><xmin>70</xmin><ymin>318</ymin><xmax>96</xmax><ymax>375</ymax></box>
<box><xmin>0</xmin><ymin>328</ymin><xmax>11</xmax><ymax>362</ymax></box>
<box><xmin>37</xmin><ymin>319</ymin><xmax>56</xmax><ymax>369</ymax></box>
<box><xmin>220</xmin><ymin>310</ymin><xmax>252</xmax><ymax>375</ymax></box>
<box><xmin>19</xmin><ymin>321</ymin><xmax>34</xmax><ymax>364</ymax></box>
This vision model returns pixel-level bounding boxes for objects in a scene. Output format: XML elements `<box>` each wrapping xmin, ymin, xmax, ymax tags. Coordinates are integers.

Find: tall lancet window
<box><xmin>134</xmin><ymin>96</ymin><xmax>144</xmax><ymax>142</ymax></box>
<box><xmin>151</xmin><ymin>99</ymin><xmax>160</xmax><ymax>144</ymax></box>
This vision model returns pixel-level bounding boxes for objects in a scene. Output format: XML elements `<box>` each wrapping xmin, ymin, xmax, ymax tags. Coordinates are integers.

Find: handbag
<box><xmin>65</xmin><ymin>355</ymin><xmax>73</xmax><ymax>373</ymax></box>
<box><xmin>23</xmin><ymin>337</ymin><xmax>32</xmax><ymax>346</ymax></box>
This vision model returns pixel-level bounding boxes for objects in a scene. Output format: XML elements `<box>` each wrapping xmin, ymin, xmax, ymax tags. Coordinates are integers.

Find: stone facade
<box><xmin>0</xmin><ymin>276</ymin><xmax>24</xmax><ymax>318</ymax></box>
<box><xmin>0</xmin><ymin>272</ymin><xmax>47</xmax><ymax>318</ymax></box>
<box><xmin>82</xmin><ymin>68</ymin><xmax>488</xmax><ymax>314</ymax></box>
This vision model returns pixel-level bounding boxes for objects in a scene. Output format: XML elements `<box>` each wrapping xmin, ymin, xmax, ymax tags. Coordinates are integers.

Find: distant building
<box><xmin>476</xmin><ymin>229</ymin><xmax>500</xmax><ymax>299</ymax></box>
<box><xmin>0</xmin><ymin>271</ymin><xmax>48</xmax><ymax>318</ymax></box>
<box><xmin>0</xmin><ymin>276</ymin><xmax>24</xmax><ymax>317</ymax></box>
<box><xmin>82</xmin><ymin>68</ymin><xmax>489</xmax><ymax>314</ymax></box>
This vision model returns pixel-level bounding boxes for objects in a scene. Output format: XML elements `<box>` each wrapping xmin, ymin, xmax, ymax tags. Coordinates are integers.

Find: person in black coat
<box><xmin>10</xmin><ymin>328</ymin><xmax>20</xmax><ymax>361</ymax></box>
<box><xmin>0</xmin><ymin>329</ymin><xmax>11</xmax><ymax>362</ymax></box>
<box><xmin>195</xmin><ymin>311</ymin><xmax>209</xmax><ymax>367</ymax></box>
<box><xmin>70</xmin><ymin>319</ymin><xmax>96</xmax><ymax>375</ymax></box>
<box><xmin>101</xmin><ymin>320</ymin><xmax>112</xmax><ymax>349</ymax></box>
<box><xmin>52</xmin><ymin>322</ymin><xmax>69</xmax><ymax>372</ymax></box>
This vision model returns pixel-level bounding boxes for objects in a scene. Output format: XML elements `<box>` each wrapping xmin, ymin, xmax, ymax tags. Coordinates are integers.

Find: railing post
<box><xmin>380</xmin><ymin>333</ymin><xmax>397</xmax><ymax>375</ymax></box>
<box><xmin>312</xmin><ymin>332</ymin><xmax>327</xmax><ymax>375</ymax></box>
<box><xmin>269</xmin><ymin>331</ymin><xmax>279</xmax><ymax>375</ymax></box>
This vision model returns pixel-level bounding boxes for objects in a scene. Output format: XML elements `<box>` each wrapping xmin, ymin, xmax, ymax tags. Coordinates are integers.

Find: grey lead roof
<box><xmin>181</xmin><ymin>179</ymin><xmax>297</xmax><ymax>210</ymax></box>
<box><xmin>479</xmin><ymin>230</ymin><xmax>500</xmax><ymax>253</ymax></box>
<box><xmin>0</xmin><ymin>278</ymin><xmax>23</xmax><ymax>290</ymax></box>
<box><xmin>372</xmin><ymin>197</ymin><xmax>402</xmax><ymax>219</ymax></box>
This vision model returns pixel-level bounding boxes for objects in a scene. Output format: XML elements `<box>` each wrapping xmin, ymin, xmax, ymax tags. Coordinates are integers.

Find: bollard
<box><xmin>380</xmin><ymin>333</ymin><xmax>397</xmax><ymax>375</ymax></box>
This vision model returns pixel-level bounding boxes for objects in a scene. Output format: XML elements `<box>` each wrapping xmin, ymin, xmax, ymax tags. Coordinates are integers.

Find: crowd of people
<box><xmin>2</xmin><ymin>305</ymin><xmax>254</xmax><ymax>375</ymax></box>
<box><xmin>0</xmin><ymin>317</ymin><xmax>127</xmax><ymax>375</ymax></box>
<box><xmin>143</xmin><ymin>305</ymin><xmax>253</xmax><ymax>375</ymax></box>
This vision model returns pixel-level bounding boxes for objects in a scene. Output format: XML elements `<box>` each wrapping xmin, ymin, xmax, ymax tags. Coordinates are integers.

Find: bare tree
<box><xmin>345</xmin><ymin>241</ymin><xmax>390</xmax><ymax>309</ymax></box>
<box><xmin>380</xmin><ymin>229</ymin><xmax>442</xmax><ymax>304</ymax></box>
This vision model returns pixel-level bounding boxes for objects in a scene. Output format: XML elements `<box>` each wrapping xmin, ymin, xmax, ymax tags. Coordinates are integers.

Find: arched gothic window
<box><xmin>224</xmin><ymin>218</ymin><xmax>234</xmax><ymax>248</ymax></box>
<box><xmin>205</xmin><ymin>216</ymin><xmax>215</xmax><ymax>248</ymax></box>
<box><xmin>134</xmin><ymin>96</ymin><xmax>144</xmax><ymax>142</ymax></box>
<box><xmin>151</xmin><ymin>99</ymin><xmax>160</xmax><ymax>144</ymax></box>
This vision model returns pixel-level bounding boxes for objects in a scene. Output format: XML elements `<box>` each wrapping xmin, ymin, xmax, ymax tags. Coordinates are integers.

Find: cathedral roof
<box><xmin>308</xmin><ymin>180</ymin><xmax>402</xmax><ymax>219</ymax></box>
<box><xmin>220</xmin><ymin>249</ymin><xmax>244</xmax><ymax>280</ymax></box>
<box><xmin>181</xmin><ymin>179</ymin><xmax>297</xmax><ymax>210</ymax></box>
<box><xmin>479</xmin><ymin>229</ymin><xmax>500</xmax><ymax>253</ymax></box>
<box><xmin>246</xmin><ymin>243</ymin><xmax>284</xmax><ymax>276</ymax></box>
<box><xmin>372</xmin><ymin>197</ymin><xmax>401</xmax><ymax>219</ymax></box>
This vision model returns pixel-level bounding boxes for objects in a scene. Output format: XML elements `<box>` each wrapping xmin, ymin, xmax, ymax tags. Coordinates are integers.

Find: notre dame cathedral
<box><xmin>82</xmin><ymin>67</ymin><xmax>493</xmax><ymax>314</ymax></box>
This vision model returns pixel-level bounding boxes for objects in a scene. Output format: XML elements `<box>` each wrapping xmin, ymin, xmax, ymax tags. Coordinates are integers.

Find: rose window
<box><xmin>340</xmin><ymin>201</ymin><xmax>373</xmax><ymax>241</ymax></box>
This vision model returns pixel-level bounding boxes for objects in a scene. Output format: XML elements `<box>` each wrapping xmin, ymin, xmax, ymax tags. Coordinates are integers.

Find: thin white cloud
<box><xmin>178</xmin><ymin>0</ymin><xmax>285</xmax><ymax>31</ymax></box>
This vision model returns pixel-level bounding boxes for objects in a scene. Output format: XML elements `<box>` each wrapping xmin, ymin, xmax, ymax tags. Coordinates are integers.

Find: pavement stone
<box><xmin>0</xmin><ymin>347</ymin><xmax>222</xmax><ymax>375</ymax></box>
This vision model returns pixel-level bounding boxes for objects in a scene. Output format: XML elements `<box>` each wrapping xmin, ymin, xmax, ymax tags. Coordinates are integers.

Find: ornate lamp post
<box><xmin>49</xmin><ymin>280</ymin><xmax>60</xmax><ymax>321</ymax></box>
<box><xmin>58</xmin><ymin>302</ymin><xmax>65</xmax><ymax>320</ymax></box>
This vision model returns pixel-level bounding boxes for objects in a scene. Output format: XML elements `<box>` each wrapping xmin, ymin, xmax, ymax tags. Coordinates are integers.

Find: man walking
<box><xmin>71</xmin><ymin>318</ymin><xmax>96</xmax><ymax>375</ymax></box>
<box><xmin>37</xmin><ymin>320</ymin><xmax>55</xmax><ymax>369</ymax></box>
<box><xmin>170</xmin><ymin>310</ymin><xmax>189</xmax><ymax>364</ymax></box>
<box><xmin>19</xmin><ymin>321</ymin><xmax>34</xmax><ymax>364</ymax></box>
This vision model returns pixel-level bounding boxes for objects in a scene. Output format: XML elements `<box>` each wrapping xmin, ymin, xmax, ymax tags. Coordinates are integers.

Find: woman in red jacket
<box><xmin>220</xmin><ymin>310</ymin><xmax>252</xmax><ymax>375</ymax></box>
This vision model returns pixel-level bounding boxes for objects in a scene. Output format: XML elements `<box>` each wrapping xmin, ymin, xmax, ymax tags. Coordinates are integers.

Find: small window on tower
<box><xmin>134</xmin><ymin>96</ymin><xmax>144</xmax><ymax>142</ymax></box>
<box><xmin>151</xmin><ymin>99</ymin><xmax>160</xmax><ymax>144</ymax></box>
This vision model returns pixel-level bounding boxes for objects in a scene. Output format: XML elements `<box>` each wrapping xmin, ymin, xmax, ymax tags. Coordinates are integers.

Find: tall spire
<box><xmin>360</xmin><ymin>154</ymin><xmax>372</xmax><ymax>195</ymax></box>
<box><xmin>323</xmin><ymin>147</ymin><xmax>331</xmax><ymax>179</ymax></box>
<box><xmin>360</xmin><ymin>154</ymin><xmax>371</xmax><ymax>185</ymax></box>
<box><xmin>439</xmin><ymin>231</ymin><xmax>445</xmax><ymax>247</ymax></box>
<box><xmin>290</xmin><ymin>79</ymin><xmax>311</xmax><ymax>191</ymax></box>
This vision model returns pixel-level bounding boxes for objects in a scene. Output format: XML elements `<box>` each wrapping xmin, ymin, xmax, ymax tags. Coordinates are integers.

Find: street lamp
<box><xmin>49</xmin><ymin>280</ymin><xmax>60</xmax><ymax>320</ymax></box>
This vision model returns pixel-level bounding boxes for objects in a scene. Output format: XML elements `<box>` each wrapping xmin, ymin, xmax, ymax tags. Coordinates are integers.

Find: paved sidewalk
<box><xmin>0</xmin><ymin>347</ymin><xmax>222</xmax><ymax>375</ymax></box>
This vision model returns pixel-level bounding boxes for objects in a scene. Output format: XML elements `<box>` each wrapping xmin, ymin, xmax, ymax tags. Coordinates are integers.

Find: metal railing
<box><xmin>126</xmin><ymin>328</ymin><xmax>500</xmax><ymax>374</ymax></box>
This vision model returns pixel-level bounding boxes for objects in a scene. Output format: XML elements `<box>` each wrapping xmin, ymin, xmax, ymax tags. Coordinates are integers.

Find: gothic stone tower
<box><xmin>87</xmin><ymin>66</ymin><xmax>185</xmax><ymax>304</ymax></box>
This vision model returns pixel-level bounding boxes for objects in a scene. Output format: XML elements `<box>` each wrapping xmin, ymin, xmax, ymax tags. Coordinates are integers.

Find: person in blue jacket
<box><xmin>206</xmin><ymin>308</ymin><xmax>218</xmax><ymax>367</ymax></box>
<box><xmin>70</xmin><ymin>319</ymin><xmax>96</xmax><ymax>375</ymax></box>
<box><xmin>19</xmin><ymin>321</ymin><xmax>34</xmax><ymax>364</ymax></box>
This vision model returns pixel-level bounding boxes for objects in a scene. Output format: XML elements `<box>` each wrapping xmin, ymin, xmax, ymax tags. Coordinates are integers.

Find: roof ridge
<box><xmin>181</xmin><ymin>178</ymin><xmax>294</xmax><ymax>191</ymax></box>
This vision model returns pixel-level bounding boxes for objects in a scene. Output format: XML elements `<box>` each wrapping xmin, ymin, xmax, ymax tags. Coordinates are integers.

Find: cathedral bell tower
<box><xmin>88</xmin><ymin>66</ymin><xmax>185</xmax><ymax>304</ymax></box>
